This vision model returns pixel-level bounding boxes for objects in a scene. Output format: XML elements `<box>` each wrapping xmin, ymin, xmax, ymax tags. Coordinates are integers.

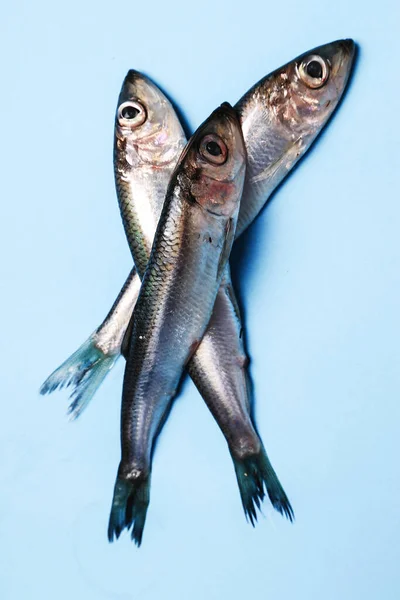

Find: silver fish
<box><xmin>44</xmin><ymin>70</ymin><xmax>294</xmax><ymax>529</ymax></box>
<box><xmin>113</xmin><ymin>70</ymin><xmax>293</xmax><ymax>530</ymax></box>
<box><xmin>108</xmin><ymin>103</ymin><xmax>246</xmax><ymax>545</ymax></box>
<box><xmin>41</xmin><ymin>38</ymin><xmax>355</xmax><ymax>530</ymax></box>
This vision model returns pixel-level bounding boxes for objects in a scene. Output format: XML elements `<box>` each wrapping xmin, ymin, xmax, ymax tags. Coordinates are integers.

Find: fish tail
<box><xmin>232</xmin><ymin>446</ymin><xmax>294</xmax><ymax>525</ymax></box>
<box><xmin>108</xmin><ymin>470</ymin><xmax>151</xmax><ymax>547</ymax></box>
<box><xmin>39</xmin><ymin>335</ymin><xmax>118</xmax><ymax>419</ymax></box>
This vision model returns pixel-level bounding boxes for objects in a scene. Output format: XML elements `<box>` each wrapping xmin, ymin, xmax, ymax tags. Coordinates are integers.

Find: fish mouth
<box><xmin>312</xmin><ymin>38</ymin><xmax>355</xmax><ymax>58</ymax></box>
<box><xmin>334</xmin><ymin>39</ymin><xmax>357</xmax><ymax>92</ymax></box>
<box><xmin>212</xmin><ymin>102</ymin><xmax>241</xmax><ymax>127</ymax></box>
<box><xmin>119</xmin><ymin>69</ymin><xmax>156</xmax><ymax>103</ymax></box>
<box><xmin>339</xmin><ymin>38</ymin><xmax>356</xmax><ymax>58</ymax></box>
<box><xmin>123</xmin><ymin>69</ymin><xmax>147</xmax><ymax>86</ymax></box>
<box><xmin>337</xmin><ymin>39</ymin><xmax>356</xmax><ymax>79</ymax></box>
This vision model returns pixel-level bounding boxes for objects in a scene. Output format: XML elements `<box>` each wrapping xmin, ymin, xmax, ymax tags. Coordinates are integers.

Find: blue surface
<box><xmin>1</xmin><ymin>1</ymin><xmax>399</xmax><ymax>599</ymax></box>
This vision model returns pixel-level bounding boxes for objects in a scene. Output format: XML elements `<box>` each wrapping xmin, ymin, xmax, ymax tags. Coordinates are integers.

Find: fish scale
<box><xmin>109</xmin><ymin>104</ymin><xmax>248</xmax><ymax>544</ymax></box>
<box><xmin>113</xmin><ymin>101</ymin><xmax>256</xmax><ymax>461</ymax></box>
<box><xmin>40</xmin><ymin>40</ymin><xmax>355</xmax><ymax>543</ymax></box>
<box><xmin>109</xmin><ymin>41</ymin><xmax>356</xmax><ymax>543</ymax></box>
<box><xmin>116</xmin><ymin>176</ymin><xmax>154</xmax><ymax>271</ymax></box>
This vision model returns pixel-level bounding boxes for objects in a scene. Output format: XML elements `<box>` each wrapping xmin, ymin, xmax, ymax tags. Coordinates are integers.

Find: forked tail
<box><xmin>108</xmin><ymin>471</ymin><xmax>151</xmax><ymax>547</ymax></box>
<box><xmin>232</xmin><ymin>446</ymin><xmax>294</xmax><ymax>525</ymax></box>
<box><xmin>39</xmin><ymin>335</ymin><xmax>119</xmax><ymax>419</ymax></box>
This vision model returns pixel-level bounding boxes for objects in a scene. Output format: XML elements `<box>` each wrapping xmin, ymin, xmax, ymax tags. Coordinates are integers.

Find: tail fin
<box><xmin>232</xmin><ymin>447</ymin><xmax>294</xmax><ymax>525</ymax></box>
<box><xmin>39</xmin><ymin>335</ymin><xmax>119</xmax><ymax>419</ymax></box>
<box><xmin>108</xmin><ymin>472</ymin><xmax>151</xmax><ymax>547</ymax></box>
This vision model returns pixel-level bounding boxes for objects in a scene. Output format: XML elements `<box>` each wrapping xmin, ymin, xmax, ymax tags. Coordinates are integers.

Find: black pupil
<box><xmin>205</xmin><ymin>141</ymin><xmax>222</xmax><ymax>156</ymax></box>
<box><xmin>121</xmin><ymin>105</ymin><xmax>140</xmax><ymax>119</ymax></box>
<box><xmin>306</xmin><ymin>60</ymin><xmax>323</xmax><ymax>79</ymax></box>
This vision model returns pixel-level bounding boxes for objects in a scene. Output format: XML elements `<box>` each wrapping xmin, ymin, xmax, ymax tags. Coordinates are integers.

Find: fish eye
<box><xmin>298</xmin><ymin>55</ymin><xmax>329</xmax><ymax>89</ymax></box>
<box><xmin>117</xmin><ymin>101</ymin><xmax>147</xmax><ymax>127</ymax></box>
<box><xmin>199</xmin><ymin>134</ymin><xmax>228</xmax><ymax>165</ymax></box>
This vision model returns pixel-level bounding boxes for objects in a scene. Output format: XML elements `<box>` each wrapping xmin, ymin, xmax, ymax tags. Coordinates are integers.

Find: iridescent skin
<box><xmin>41</xmin><ymin>39</ymin><xmax>355</xmax><ymax>529</ymax></box>
<box><xmin>108</xmin><ymin>105</ymin><xmax>246</xmax><ymax>543</ymax></box>
<box><xmin>193</xmin><ymin>40</ymin><xmax>355</xmax><ymax>459</ymax></box>
<box><xmin>114</xmin><ymin>72</ymin><xmax>293</xmax><ymax>530</ymax></box>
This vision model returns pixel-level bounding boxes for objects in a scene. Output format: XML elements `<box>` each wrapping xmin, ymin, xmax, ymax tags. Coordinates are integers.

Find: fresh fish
<box><xmin>41</xmin><ymin>38</ymin><xmax>355</xmax><ymax>531</ymax></box>
<box><xmin>118</xmin><ymin>71</ymin><xmax>293</xmax><ymax>525</ymax></box>
<box><xmin>44</xmin><ymin>70</ymin><xmax>294</xmax><ymax>528</ymax></box>
<box><xmin>113</xmin><ymin>71</ymin><xmax>293</xmax><ymax>529</ymax></box>
<box><xmin>108</xmin><ymin>103</ymin><xmax>246</xmax><ymax>545</ymax></box>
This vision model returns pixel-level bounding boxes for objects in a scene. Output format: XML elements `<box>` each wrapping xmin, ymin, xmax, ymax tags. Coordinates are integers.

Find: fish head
<box><xmin>257</xmin><ymin>39</ymin><xmax>355</xmax><ymax>141</ymax></box>
<box><xmin>115</xmin><ymin>70</ymin><xmax>186</xmax><ymax>167</ymax></box>
<box><xmin>179</xmin><ymin>103</ymin><xmax>246</xmax><ymax>217</ymax></box>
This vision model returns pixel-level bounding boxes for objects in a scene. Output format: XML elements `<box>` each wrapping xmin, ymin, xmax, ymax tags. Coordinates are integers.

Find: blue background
<box><xmin>1</xmin><ymin>1</ymin><xmax>399</xmax><ymax>598</ymax></box>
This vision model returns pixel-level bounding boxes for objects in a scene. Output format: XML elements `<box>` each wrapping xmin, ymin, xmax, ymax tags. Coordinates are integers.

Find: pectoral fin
<box><xmin>217</xmin><ymin>218</ymin><xmax>235</xmax><ymax>280</ymax></box>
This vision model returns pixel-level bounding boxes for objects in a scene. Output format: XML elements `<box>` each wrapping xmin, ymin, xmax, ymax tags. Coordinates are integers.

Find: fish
<box><xmin>113</xmin><ymin>71</ymin><xmax>293</xmax><ymax>530</ymax></box>
<box><xmin>108</xmin><ymin>102</ymin><xmax>247</xmax><ymax>545</ymax></box>
<box><xmin>40</xmin><ymin>38</ymin><xmax>355</xmax><ymax>532</ymax></box>
<box><xmin>44</xmin><ymin>70</ymin><xmax>295</xmax><ymax>529</ymax></box>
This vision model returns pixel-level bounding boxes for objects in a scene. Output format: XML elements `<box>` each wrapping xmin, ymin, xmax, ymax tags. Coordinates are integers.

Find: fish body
<box><xmin>41</xmin><ymin>39</ymin><xmax>355</xmax><ymax>536</ymax></box>
<box><xmin>43</xmin><ymin>40</ymin><xmax>355</xmax><ymax>415</ymax></box>
<box><xmin>113</xmin><ymin>71</ymin><xmax>293</xmax><ymax>527</ymax></box>
<box><xmin>108</xmin><ymin>103</ymin><xmax>246</xmax><ymax>544</ymax></box>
